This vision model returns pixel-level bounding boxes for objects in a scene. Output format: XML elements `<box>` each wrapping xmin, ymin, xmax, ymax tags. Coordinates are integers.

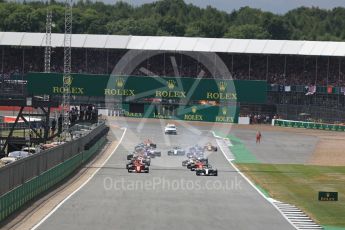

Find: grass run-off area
<box><xmin>236</xmin><ymin>163</ymin><xmax>345</xmax><ymax>228</ymax></box>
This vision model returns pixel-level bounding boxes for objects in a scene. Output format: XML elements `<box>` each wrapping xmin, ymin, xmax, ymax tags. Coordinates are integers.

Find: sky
<box><xmin>107</xmin><ymin>0</ymin><xmax>345</xmax><ymax>14</ymax></box>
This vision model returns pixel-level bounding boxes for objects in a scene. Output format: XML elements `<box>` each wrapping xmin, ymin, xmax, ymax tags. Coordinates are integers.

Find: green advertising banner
<box><xmin>318</xmin><ymin>191</ymin><xmax>338</xmax><ymax>201</ymax></box>
<box><xmin>121</xmin><ymin>103</ymin><xmax>239</xmax><ymax>123</ymax></box>
<box><xmin>27</xmin><ymin>73</ymin><xmax>267</xmax><ymax>104</ymax></box>
<box><xmin>273</xmin><ymin>119</ymin><xmax>345</xmax><ymax>132</ymax></box>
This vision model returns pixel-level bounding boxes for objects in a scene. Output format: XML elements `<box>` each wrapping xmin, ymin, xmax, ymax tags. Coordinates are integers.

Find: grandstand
<box><xmin>1</xmin><ymin>32</ymin><xmax>345</xmax><ymax>123</ymax></box>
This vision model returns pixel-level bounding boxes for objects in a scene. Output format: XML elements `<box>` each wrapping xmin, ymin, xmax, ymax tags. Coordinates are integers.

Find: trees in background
<box><xmin>0</xmin><ymin>0</ymin><xmax>344</xmax><ymax>41</ymax></box>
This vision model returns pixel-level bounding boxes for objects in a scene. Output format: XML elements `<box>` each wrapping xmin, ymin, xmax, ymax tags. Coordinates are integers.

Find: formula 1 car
<box><xmin>126</xmin><ymin>158</ymin><xmax>151</xmax><ymax>169</ymax></box>
<box><xmin>128</xmin><ymin>160</ymin><xmax>149</xmax><ymax>173</ymax></box>
<box><xmin>187</xmin><ymin>145</ymin><xmax>205</xmax><ymax>158</ymax></box>
<box><xmin>127</xmin><ymin>152</ymin><xmax>149</xmax><ymax>161</ymax></box>
<box><xmin>189</xmin><ymin>145</ymin><xmax>204</xmax><ymax>153</ymax></box>
<box><xmin>134</xmin><ymin>142</ymin><xmax>160</xmax><ymax>158</ymax></box>
<box><xmin>188</xmin><ymin>158</ymin><xmax>208</xmax><ymax>171</ymax></box>
<box><xmin>143</xmin><ymin>139</ymin><xmax>157</xmax><ymax>148</ymax></box>
<box><xmin>167</xmin><ymin>147</ymin><xmax>185</xmax><ymax>156</ymax></box>
<box><xmin>127</xmin><ymin>153</ymin><xmax>135</xmax><ymax>160</ymax></box>
<box><xmin>196</xmin><ymin>164</ymin><xmax>218</xmax><ymax>176</ymax></box>
<box><xmin>187</xmin><ymin>151</ymin><xmax>205</xmax><ymax>159</ymax></box>
<box><xmin>204</xmin><ymin>142</ymin><xmax>218</xmax><ymax>152</ymax></box>
<box><xmin>134</xmin><ymin>144</ymin><xmax>145</xmax><ymax>151</ymax></box>
<box><xmin>186</xmin><ymin>152</ymin><xmax>194</xmax><ymax>158</ymax></box>
<box><xmin>147</xmin><ymin>148</ymin><xmax>161</xmax><ymax>157</ymax></box>
<box><xmin>182</xmin><ymin>157</ymin><xmax>196</xmax><ymax>167</ymax></box>
<box><xmin>127</xmin><ymin>149</ymin><xmax>151</xmax><ymax>162</ymax></box>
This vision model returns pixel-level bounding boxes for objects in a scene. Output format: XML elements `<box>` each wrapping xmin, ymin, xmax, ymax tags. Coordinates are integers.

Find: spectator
<box><xmin>51</xmin><ymin>118</ymin><xmax>56</xmax><ymax>135</ymax></box>
<box><xmin>58</xmin><ymin>114</ymin><xmax>63</xmax><ymax>134</ymax></box>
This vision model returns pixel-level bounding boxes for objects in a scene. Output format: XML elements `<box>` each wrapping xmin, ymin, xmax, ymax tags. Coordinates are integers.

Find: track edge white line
<box><xmin>31</xmin><ymin>127</ymin><xmax>127</xmax><ymax>230</ymax></box>
<box><xmin>211</xmin><ymin>131</ymin><xmax>299</xmax><ymax>230</ymax></box>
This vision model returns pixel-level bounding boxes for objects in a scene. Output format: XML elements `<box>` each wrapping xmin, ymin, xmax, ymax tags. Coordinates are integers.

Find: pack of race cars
<box><xmin>126</xmin><ymin>139</ymin><xmax>218</xmax><ymax>176</ymax></box>
<box><xmin>181</xmin><ymin>144</ymin><xmax>218</xmax><ymax>176</ymax></box>
<box><xmin>126</xmin><ymin>140</ymin><xmax>160</xmax><ymax>173</ymax></box>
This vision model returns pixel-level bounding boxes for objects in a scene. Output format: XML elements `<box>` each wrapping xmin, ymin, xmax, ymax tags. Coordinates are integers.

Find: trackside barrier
<box><xmin>0</xmin><ymin>136</ymin><xmax>107</xmax><ymax>222</ymax></box>
<box><xmin>272</xmin><ymin>119</ymin><xmax>345</xmax><ymax>132</ymax></box>
<box><xmin>0</xmin><ymin>122</ymin><xmax>107</xmax><ymax>196</ymax></box>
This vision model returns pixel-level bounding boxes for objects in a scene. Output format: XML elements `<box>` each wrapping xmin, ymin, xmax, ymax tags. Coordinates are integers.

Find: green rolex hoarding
<box><xmin>27</xmin><ymin>73</ymin><xmax>267</xmax><ymax>104</ymax></box>
<box><xmin>318</xmin><ymin>191</ymin><xmax>338</xmax><ymax>201</ymax></box>
<box><xmin>121</xmin><ymin>103</ymin><xmax>239</xmax><ymax>123</ymax></box>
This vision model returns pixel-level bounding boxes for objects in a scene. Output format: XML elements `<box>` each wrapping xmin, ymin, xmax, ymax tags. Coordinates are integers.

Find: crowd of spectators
<box><xmin>218</xmin><ymin>53</ymin><xmax>345</xmax><ymax>86</ymax></box>
<box><xmin>1</xmin><ymin>47</ymin><xmax>345</xmax><ymax>87</ymax></box>
<box><xmin>131</xmin><ymin>53</ymin><xmax>213</xmax><ymax>78</ymax></box>
<box><xmin>68</xmin><ymin>105</ymin><xmax>98</xmax><ymax>125</ymax></box>
<box><xmin>50</xmin><ymin>105</ymin><xmax>98</xmax><ymax>135</ymax></box>
<box><xmin>239</xmin><ymin>113</ymin><xmax>282</xmax><ymax>124</ymax></box>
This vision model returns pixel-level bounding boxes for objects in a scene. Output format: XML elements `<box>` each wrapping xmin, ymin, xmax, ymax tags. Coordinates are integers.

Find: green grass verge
<box><xmin>324</xmin><ymin>226</ymin><xmax>345</xmax><ymax>230</ymax></box>
<box><xmin>322</xmin><ymin>225</ymin><xmax>345</xmax><ymax>230</ymax></box>
<box><xmin>236</xmin><ymin>163</ymin><xmax>345</xmax><ymax>228</ymax></box>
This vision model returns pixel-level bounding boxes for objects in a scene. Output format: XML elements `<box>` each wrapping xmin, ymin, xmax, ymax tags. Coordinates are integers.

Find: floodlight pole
<box><xmin>44</xmin><ymin>8</ymin><xmax>52</xmax><ymax>73</ymax></box>
<box><xmin>62</xmin><ymin>0</ymin><xmax>72</xmax><ymax>137</ymax></box>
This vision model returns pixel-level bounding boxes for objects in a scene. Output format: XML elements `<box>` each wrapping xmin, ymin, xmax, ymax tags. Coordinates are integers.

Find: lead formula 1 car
<box><xmin>127</xmin><ymin>160</ymin><xmax>149</xmax><ymax>173</ymax></box>
<box><xmin>196</xmin><ymin>164</ymin><xmax>218</xmax><ymax>176</ymax></box>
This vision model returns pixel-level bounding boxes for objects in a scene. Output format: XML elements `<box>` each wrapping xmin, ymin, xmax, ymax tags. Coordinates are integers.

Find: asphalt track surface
<box><xmin>233</xmin><ymin>129</ymin><xmax>318</xmax><ymax>164</ymax></box>
<box><xmin>36</xmin><ymin>120</ymin><xmax>294</xmax><ymax>230</ymax></box>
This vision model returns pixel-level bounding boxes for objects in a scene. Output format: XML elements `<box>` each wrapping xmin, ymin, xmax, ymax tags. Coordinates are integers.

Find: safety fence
<box><xmin>0</xmin><ymin>123</ymin><xmax>109</xmax><ymax>222</ymax></box>
<box><xmin>272</xmin><ymin>119</ymin><xmax>345</xmax><ymax>132</ymax></box>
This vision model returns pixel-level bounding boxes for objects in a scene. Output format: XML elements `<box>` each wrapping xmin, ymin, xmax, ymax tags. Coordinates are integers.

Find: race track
<box><xmin>233</xmin><ymin>129</ymin><xmax>318</xmax><ymax>164</ymax></box>
<box><xmin>35</xmin><ymin>119</ymin><xmax>294</xmax><ymax>230</ymax></box>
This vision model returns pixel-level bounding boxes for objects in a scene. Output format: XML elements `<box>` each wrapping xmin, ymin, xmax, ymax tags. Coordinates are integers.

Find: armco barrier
<box><xmin>0</xmin><ymin>136</ymin><xmax>107</xmax><ymax>222</ymax></box>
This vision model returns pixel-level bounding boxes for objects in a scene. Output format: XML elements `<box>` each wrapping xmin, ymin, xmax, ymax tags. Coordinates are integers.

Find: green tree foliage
<box><xmin>224</xmin><ymin>24</ymin><xmax>270</xmax><ymax>39</ymax></box>
<box><xmin>265</xmin><ymin>17</ymin><xmax>291</xmax><ymax>39</ymax></box>
<box><xmin>0</xmin><ymin>0</ymin><xmax>345</xmax><ymax>41</ymax></box>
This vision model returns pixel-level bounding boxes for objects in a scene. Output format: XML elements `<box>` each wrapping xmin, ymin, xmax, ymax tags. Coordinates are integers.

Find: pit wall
<box><xmin>272</xmin><ymin>119</ymin><xmax>345</xmax><ymax>132</ymax></box>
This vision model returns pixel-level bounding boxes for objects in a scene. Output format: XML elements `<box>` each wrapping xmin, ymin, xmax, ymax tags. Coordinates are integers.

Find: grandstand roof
<box><xmin>1</xmin><ymin>31</ymin><xmax>345</xmax><ymax>57</ymax></box>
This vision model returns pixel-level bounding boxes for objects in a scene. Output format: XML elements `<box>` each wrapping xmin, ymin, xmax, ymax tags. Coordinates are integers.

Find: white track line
<box><xmin>31</xmin><ymin>127</ymin><xmax>127</xmax><ymax>230</ymax></box>
<box><xmin>270</xmin><ymin>199</ymin><xmax>323</xmax><ymax>230</ymax></box>
<box><xmin>212</xmin><ymin>131</ymin><xmax>298</xmax><ymax>230</ymax></box>
<box><xmin>213</xmin><ymin>131</ymin><xmax>323</xmax><ymax>230</ymax></box>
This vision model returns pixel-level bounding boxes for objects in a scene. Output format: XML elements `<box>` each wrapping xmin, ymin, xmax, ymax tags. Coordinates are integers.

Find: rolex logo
<box><xmin>116</xmin><ymin>78</ymin><xmax>124</xmax><ymax>88</ymax></box>
<box><xmin>63</xmin><ymin>75</ymin><xmax>72</xmax><ymax>86</ymax></box>
<box><xmin>167</xmin><ymin>80</ymin><xmax>175</xmax><ymax>90</ymax></box>
<box><xmin>218</xmin><ymin>81</ymin><xmax>227</xmax><ymax>92</ymax></box>
<box><xmin>191</xmin><ymin>106</ymin><xmax>197</xmax><ymax>113</ymax></box>
<box><xmin>222</xmin><ymin>107</ymin><xmax>227</xmax><ymax>115</ymax></box>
